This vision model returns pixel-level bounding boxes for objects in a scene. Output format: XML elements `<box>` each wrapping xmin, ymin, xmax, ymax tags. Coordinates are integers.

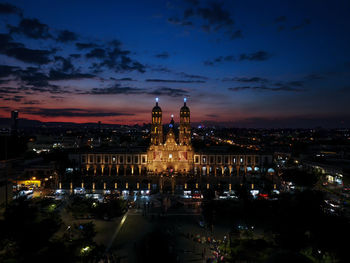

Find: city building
<box><xmin>69</xmin><ymin>99</ymin><xmax>275</xmax><ymax>191</ymax></box>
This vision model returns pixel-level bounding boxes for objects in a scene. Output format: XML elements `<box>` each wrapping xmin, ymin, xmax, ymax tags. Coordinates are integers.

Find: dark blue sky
<box><xmin>0</xmin><ymin>0</ymin><xmax>350</xmax><ymax>128</ymax></box>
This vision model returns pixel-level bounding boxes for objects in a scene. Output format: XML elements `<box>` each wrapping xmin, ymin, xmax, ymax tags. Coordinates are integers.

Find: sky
<box><xmin>0</xmin><ymin>0</ymin><xmax>350</xmax><ymax>128</ymax></box>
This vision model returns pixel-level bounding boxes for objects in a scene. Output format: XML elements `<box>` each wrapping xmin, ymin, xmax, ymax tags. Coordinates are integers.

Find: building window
<box><xmin>217</xmin><ymin>156</ymin><xmax>221</xmax><ymax>163</ymax></box>
<box><xmin>240</xmin><ymin>157</ymin><xmax>243</xmax><ymax>164</ymax></box>
<box><xmin>169</xmin><ymin>154</ymin><xmax>172</xmax><ymax>159</ymax></box>
<box><xmin>112</xmin><ymin>156</ymin><xmax>116</xmax><ymax>163</ymax></box>
<box><xmin>127</xmin><ymin>156</ymin><xmax>131</xmax><ymax>163</ymax></box>
<box><xmin>97</xmin><ymin>156</ymin><xmax>101</xmax><ymax>163</ymax></box>
<box><xmin>224</xmin><ymin>156</ymin><xmax>229</xmax><ymax>164</ymax></box>
<box><xmin>89</xmin><ymin>155</ymin><xmax>94</xmax><ymax>163</ymax></box>
<box><xmin>134</xmin><ymin>156</ymin><xmax>138</xmax><ymax>163</ymax></box>
<box><xmin>202</xmin><ymin>156</ymin><xmax>206</xmax><ymax>164</ymax></box>
<box><xmin>105</xmin><ymin>156</ymin><xmax>109</xmax><ymax>163</ymax></box>
<box><xmin>142</xmin><ymin>156</ymin><xmax>146</xmax><ymax>163</ymax></box>
<box><xmin>233</xmin><ymin>157</ymin><xmax>236</xmax><ymax>164</ymax></box>
<box><xmin>195</xmin><ymin>156</ymin><xmax>199</xmax><ymax>163</ymax></box>
<box><xmin>120</xmin><ymin>156</ymin><xmax>124</xmax><ymax>163</ymax></box>
<box><xmin>210</xmin><ymin>156</ymin><xmax>214</xmax><ymax>163</ymax></box>
<box><xmin>247</xmin><ymin>156</ymin><xmax>251</xmax><ymax>164</ymax></box>
<box><xmin>82</xmin><ymin>156</ymin><xmax>86</xmax><ymax>163</ymax></box>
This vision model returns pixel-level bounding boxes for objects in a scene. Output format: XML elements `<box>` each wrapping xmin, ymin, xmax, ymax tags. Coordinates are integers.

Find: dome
<box><xmin>152</xmin><ymin>98</ymin><xmax>162</xmax><ymax>113</ymax></box>
<box><xmin>152</xmin><ymin>105</ymin><xmax>162</xmax><ymax>113</ymax></box>
<box><xmin>180</xmin><ymin>98</ymin><xmax>189</xmax><ymax>114</ymax></box>
<box><xmin>180</xmin><ymin>105</ymin><xmax>189</xmax><ymax>113</ymax></box>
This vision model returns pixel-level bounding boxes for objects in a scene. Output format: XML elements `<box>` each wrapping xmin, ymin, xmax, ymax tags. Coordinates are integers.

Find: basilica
<box><xmin>147</xmin><ymin>98</ymin><xmax>194</xmax><ymax>175</ymax></box>
<box><xmin>68</xmin><ymin>99</ymin><xmax>275</xmax><ymax>191</ymax></box>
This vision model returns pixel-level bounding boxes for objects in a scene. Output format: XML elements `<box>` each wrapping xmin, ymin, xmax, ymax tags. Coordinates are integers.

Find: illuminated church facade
<box><xmin>69</xmin><ymin>99</ymin><xmax>275</xmax><ymax>191</ymax></box>
<box><xmin>147</xmin><ymin>98</ymin><xmax>194</xmax><ymax>175</ymax></box>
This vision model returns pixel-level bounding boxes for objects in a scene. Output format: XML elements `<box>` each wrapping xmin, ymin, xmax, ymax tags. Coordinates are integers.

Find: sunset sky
<box><xmin>0</xmin><ymin>0</ymin><xmax>350</xmax><ymax>128</ymax></box>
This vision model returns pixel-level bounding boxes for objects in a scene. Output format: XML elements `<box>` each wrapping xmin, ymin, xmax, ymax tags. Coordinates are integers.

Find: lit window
<box><xmin>169</xmin><ymin>154</ymin><xmax>173</xmax><ymax>159</ymax></box>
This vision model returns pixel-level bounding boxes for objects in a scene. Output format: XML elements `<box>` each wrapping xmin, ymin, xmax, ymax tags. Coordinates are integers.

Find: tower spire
<box><xmin>155</xmin><ymin>97</ymin><xmax>159</xmax><ymax>106</ymax></box>
<box><xmin>169</xmin><ymin>114</ymin><xmax>174</xmax><ymax>128</ymax></box>
<box><xmin>179</xmin><ymin>98</ymin><xmax>191</xmax><ymax>145</ymax></box>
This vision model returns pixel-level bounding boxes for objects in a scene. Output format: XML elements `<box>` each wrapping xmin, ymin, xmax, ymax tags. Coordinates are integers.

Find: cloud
<box><xmin>239</xmin><ymin>51</ymin><xmax>272</xmax><ymax>61</ymax></box>
<box><xmin>150</xmin><ymin>65</ymin><xmax>172</xmax><ymax>73</ymax></box>
<box><xmin>222</xmin><ymin>77</ymin><xmax>268</xmax><ymax>83</ymax></box>
<box><xmin>169</xmin><ymin>1</ymin><xmax>241</xmax><ymax>40</ymax></box>
<box><xmin>0</xmin><ymin>65</ymin><xmax>19</xmax><ymax>78</ymax></box>
<box><xmin>86</xmin><ymin>84</ymin><xmax>190</xmax><ymax>97</ymax></box>
<box><xmin>304</xmin><ymin>73</ymin><xmax>324</xmax><ymax>81</ymax></box>
<box><xmin>12</xmin><ymin>66</ymin><xmax>94</xmax><ymax>89</ymax></box>
<box><xmin>148</xmin><ymin>87</ymin><xmax>189</xmax><ymax>97</ymax></box>
<box><xmin>87</xmin><ymin>84</ymin><xmax>146</xmax><ymax>95</ymax></box>
<box><xmin>69</xmin><ymin>53</ymin><xmax>81</xmax><ymax>58</ymax></box>
<box><xmin>167</xmin><ymin>17</ymin><xmax>193</xmax><ymax>26</ymax></box>
<box><xmin>145</xmin><ymin>78</ymin><xmax>205</xmax><ymax>83</ymax></box>
<box><xmin>0</xmin><ymin>34</ymin><xmax>54</xmax><ymax>64</ymax></box>
<box><xmin>56</xmin><ymin>30</ymin><xmax>78</xmax><ymax>42</ymax></box>
<box><xmin>228</xmin><ymin>85</ymin><xmax>303</xmax><ymax>92</ymax></box>
<box><xmin>8</xmin><ymin>18</ymin><xmax>52</xmax><ymax>39</ymax></box>
<box><xmin>178</xmin><ymin>72</ymin><xmax>208</xmax><ymax>80</ymax></box>
<box><xmin>274</xmin><ymin>16</ymin><xmax>286</xmax><ymax>23</ymax></box>
<box><xmin>75</xmin><ymin>42</ymin><xmax>99</xmax><ymax>50</ymax></box>
<box><xmin>291</xmin><ymin>18</ymin><xmax>311</xmax><ymax>30</ymax></box>
<box><xmin>48</xmin><ymin>70</ymin><xmax>95</xmax><ymax>80</ymax></box>
<box><xmin>229</xmin><ymin>30</ymin><xmax>242</xmax><ymax>40</ymax></box>
<box><xmin>0</xmin><ymin>87</ymin><xmax>20</xmax><ymax>94</ymax></box>
<box><xmin>196</xmin><ymin>2</ymin><xmax>234</xmax><ymax>29</ymax></box>
<box><xmin>110</xmin><ymin>77</ymin><xmax>137</xmax><ymax>81</ymax></box>
<box><xmin>204</xmin><ymin>55</ymin><xmax>235</xmax><ymax>66</ymax></box>
<box><xmin>53</xmin><ymin>56</ymin><xmax>75</xmax><ymax>72</ymax></box>
<box><xmin>22</xmin><ymin>100</ymin><xmax>41</xmax><ymax>105</ymax></box>
<box><xmin>2</xmin><ymin>95</ymin><xmax>24</xmax><ymax>102</ymax></box>
<box><xmin>278</xmin><ymin>81</ymin><xmax>304</xmax><ymax>87</ymax></box>
<box><xmin>20</xmin><ymin>107</ymin><xmax>135</xmax><ymax>117</ymax></box>
<box><xmin>155</xmin><ymin>52</ymin><xmax>170</xmax><ymax>59</ymax></box>
<box><xmin>7</xmin><ymin>47</ymin><xmax>53</xmax><ymax>64</ymax></box>
<box><xmin>88</xmin><ymin>42</ymin><xmax>146</xmax><ymax>73</ymax></box>
<box><xmin>0</xmin><ymin>2</ymin><xmax>22</xmax><ymax>16</ymax></box>
<box><xmin>85</xmin><ymin>48</ymin><xmax>106</xmax><ymax>58</ymax></box>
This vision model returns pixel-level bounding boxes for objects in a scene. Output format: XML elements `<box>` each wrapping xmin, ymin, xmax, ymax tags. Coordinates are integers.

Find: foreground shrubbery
<box><xmin>202</xmin><ymin>189</ymin><xmax>349</xmax><ymax>262</ymax></box>
<box><xmin>66</xmin><ymin>195</ymin><xmax>127</xmax><ymax>219</ymax></box>
<box><xmin>0</xmin><ymin>197</ymin><xmax>104</xmax><ymax>263</ymax></box>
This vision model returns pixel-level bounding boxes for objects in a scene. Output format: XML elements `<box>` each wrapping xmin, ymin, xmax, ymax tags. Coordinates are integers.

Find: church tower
<box><xmin>179</xmin><ymin>98</ymin><xmax>191</xmax><ymax>145</ymax></box>
<box><xmin>151</xmin><ymin>98</ymin><xmax>163</xmax><ymax>145</ymax></box>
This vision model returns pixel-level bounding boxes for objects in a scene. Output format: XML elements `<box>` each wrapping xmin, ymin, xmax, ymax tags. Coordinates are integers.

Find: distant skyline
<box><xmin>0</xmin><ymin>0</ymin><xmax>350</xmax><ymax>128</ymax></box>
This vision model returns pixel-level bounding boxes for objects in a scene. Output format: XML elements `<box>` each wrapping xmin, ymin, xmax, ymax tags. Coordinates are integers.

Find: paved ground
<box><xmin>107</xmin><ymin>195</ymin><xmax>232</xmax><ymax>263</ymax></box>
<box><xmin>54</xmin><ymin>193</ymin><xmax>235</xmax><ymax>262</ymax></box>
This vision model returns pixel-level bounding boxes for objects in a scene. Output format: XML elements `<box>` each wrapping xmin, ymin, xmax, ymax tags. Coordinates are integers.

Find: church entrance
<box><xmin>167</xmin><ymin>166</ymin><xmax>174</xmax><ymax>176</ymax></box>
<box><xmin>160</xmin><ymin>176</ymin><xmax>175</xmax><ymax>194</ymax></box>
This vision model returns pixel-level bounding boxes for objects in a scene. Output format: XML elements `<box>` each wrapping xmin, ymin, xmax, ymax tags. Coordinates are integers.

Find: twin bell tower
<box><xmin>150</xmin><ymin>98</ymin><xmax>191</xmax><ymax>146</ymax></box>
